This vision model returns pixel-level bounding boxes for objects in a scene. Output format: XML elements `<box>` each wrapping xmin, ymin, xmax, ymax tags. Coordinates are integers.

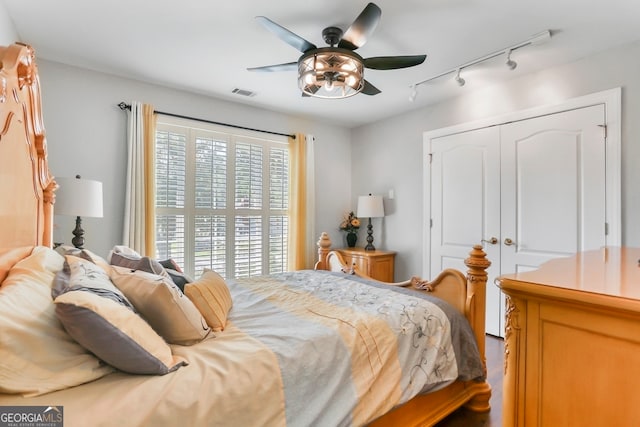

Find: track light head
<box><xmin>409</xmin><ymin>85</ymin><xmax>418</xmax><ymax>102</ymax></box>
<box><xmin>455</xmin><ymin>69</ymin><xmax>465</xmax><ymax>87</ymax></box>
<box><xmin>506</xmin><ymin>50</ymin><xmax>517</xmax><ymax>70</ymax></box>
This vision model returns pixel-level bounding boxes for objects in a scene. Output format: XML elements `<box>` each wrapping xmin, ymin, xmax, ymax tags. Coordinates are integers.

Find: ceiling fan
<box><xmin>247</xmin><ymin>2</ymin><xmax>427</xmax><ymax>99</ymax></box>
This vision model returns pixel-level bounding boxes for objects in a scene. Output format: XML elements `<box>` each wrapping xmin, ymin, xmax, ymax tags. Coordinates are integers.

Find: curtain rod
<box><xmin>117</xmin><ymin>102</ymin><xmax>295</xmax><ymax>139</ymax></box>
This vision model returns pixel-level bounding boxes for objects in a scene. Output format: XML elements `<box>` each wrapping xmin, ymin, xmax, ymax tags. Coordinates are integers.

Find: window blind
<box><xmin>155</xmin><ymin>119</ymin><xmax>289</xmax><ymax>279</ymax></box>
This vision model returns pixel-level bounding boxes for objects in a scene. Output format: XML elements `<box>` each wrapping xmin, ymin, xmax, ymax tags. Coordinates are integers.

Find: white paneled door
<box><xmin>429</xmin><ymin>126</ymin><xmax>502</xmax><ymax>334</ymax></box>
<box><xmin>430</xmin><ymin>104</ymin><xmax>608</xmax><ymax>336</ymax></box>
<box><xmin>500</xmin><ymin>105</ymin><xmax>607</xmax><ymax>272</ymax></box>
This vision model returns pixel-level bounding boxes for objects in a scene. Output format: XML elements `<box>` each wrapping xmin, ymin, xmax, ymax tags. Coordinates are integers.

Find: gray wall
<box><xmin>0</xmin><ymin>2</ymin><xmax>17</xmax><ymax>42</ymax></box>
<box><xmin>352</xmin><ymin>39</ymin><xmax>640</xmax><ymax>280</ymax></box>
<box><xmin>35</xmin><ymin>60</ymin><xmax>352</xmax><ymax>260</ymax></box>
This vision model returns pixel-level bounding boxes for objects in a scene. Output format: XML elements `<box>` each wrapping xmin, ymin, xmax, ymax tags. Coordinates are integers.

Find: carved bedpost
<box><xmin>462</xmin><ymin>244</ymin><xmax>492</xmax><ymax>412</ymax></box>
<box><xmin>314</xmin><ymin>232</ymin><xmax>332</xmax><ymax>271</ymax></box>
<box><xmin>42</xmin><ymin>179</ymin><xmax>58</xmax><ymax>247</ymax></box>
<box><xmin>464</xmin><ymin>245</ymin><xmax>491</xmax><ymax>375</ymax></box>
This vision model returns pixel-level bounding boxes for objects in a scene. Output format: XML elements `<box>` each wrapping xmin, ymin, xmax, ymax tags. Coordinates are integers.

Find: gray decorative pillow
<box><xmin>110</xmin><ymin>252</ymin><xmax>167</xmax><ymax>277</ymax></box>
<box><xmin>54</xmin><ymin>245</ymin><xmax>112</xmax><ymax>272</ymax></box>
<box><xmin>164</xmin><ymin>269</ymin><xmax>193</xmax><ymax>292</ymax></box>
<box><xmin>53</xmin><ymin>256</ymin><xmax>187</xmax><ymax>375</ymax></box>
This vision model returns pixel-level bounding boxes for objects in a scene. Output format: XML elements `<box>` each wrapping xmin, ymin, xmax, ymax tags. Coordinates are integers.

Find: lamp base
<box><xmin>71</xmin><ymin>216</ymin><xmax>85</xmax><ymax>249</ymax></box>
<box><xmin>364</xmin><ymin>219</ymin><xmax>376</xmax><ymax>251</ymax></box>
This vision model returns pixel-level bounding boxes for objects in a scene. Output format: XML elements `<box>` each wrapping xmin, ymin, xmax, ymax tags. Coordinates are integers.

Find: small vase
<box><xmin>346</xmin><ymin>232</ymin><xmax>357</xmax><ymax>248</ymax></box>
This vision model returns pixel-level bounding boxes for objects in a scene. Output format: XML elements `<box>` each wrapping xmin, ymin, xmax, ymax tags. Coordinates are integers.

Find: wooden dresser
<box><xmin>336</xmin><ymin>248</ymin><xmax>396</xmax><ymax>282</ymax></box>
<box><xmin>497</xmin><ymin>247</ymin><xmax>640</xmax><ymax>426</ymax></box>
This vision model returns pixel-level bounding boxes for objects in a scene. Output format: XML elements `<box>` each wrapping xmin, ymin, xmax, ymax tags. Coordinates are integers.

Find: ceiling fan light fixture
<box><xmin>324</xmin><ymin>78</ymin><xmax>335</xmax><ymax>92</ymax></box>
<box><xmin>298</xmin><ymin>48</ymin><xmax>364</xmax><ymax>99</ymax></box>
<box><xmin>251</xmin><ymin>4</ymin><xmax>426</xmax><ymax>98</ymax></box>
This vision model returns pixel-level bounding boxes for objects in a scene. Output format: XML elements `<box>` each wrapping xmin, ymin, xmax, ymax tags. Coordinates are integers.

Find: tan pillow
<box><xmin>109</xmin><ymin>266</ymin><xmax>211</xmax><ymax>345</ymax></box>
<box><xmin>184</xmin><ymin>269</ymin><xmax>233</xmax><ymax>332</ymax></box>
<box><xmin>0</xmin><ymin>247</ymin><xmax>114</xmax><ymax>396</ymax></box>
<box><xmin>0</xmin><ymin>246</ymin><xmax>34</xmax><ymax>283</ymax></box>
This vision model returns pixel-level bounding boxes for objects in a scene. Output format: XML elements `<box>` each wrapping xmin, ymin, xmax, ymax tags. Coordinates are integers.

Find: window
<box><xmin>154</xmin><ymin>117</ymin><xmax>289</xmax><ymax>279</ymax></box>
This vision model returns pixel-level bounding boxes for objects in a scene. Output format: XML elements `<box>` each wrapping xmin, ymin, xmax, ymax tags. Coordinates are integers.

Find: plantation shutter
<box><xmin>154</xmin><ymin>119</ymin><xmax>288</xmax><ymax>279</ymax></box>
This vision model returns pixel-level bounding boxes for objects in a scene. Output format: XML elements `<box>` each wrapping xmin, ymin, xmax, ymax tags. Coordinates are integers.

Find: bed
<box><xmin>0</xmin><ymin>42</ymin><xmax>491</xmax><ymax>427</ymax></box>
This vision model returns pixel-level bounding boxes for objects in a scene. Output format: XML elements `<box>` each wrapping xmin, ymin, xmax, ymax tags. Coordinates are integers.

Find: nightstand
<box><xmin>336</xmin><ymin>247</ymin><xmax>396</xmax><ymax>282</ymax></box>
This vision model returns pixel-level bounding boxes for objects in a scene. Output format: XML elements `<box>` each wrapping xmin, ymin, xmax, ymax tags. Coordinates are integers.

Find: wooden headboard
<box><xmin>0</xmin><ymin>43</ymin><xmax>56</xmax><ymax>248</ymax></box>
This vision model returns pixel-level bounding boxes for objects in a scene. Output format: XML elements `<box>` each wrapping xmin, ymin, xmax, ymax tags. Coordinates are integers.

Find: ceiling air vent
<box><xmin>232</xmin><ymin>88</ymin><xmax>256</xmax><ymax>97</ymax></box>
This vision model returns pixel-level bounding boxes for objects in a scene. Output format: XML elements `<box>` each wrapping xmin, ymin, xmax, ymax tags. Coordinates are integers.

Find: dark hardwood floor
<box><xmin>434</xmin><ymin>335</ymin><xmax>504</xmax><ymax>427</ymax></box>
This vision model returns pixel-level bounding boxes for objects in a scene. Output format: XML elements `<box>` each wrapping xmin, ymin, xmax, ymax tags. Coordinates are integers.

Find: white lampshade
<box><xmin>357</xmin><ymin>195</ymin><xmax>384</xmax><ymax>218</ymax></box>
<box><xmin>55</xmin><ymin>176</ymin><xmax>104</xmax><ymax>218</ymax></box>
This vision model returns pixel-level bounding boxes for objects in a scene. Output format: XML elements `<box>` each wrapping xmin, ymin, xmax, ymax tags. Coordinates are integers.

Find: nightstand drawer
<box><xmin>336</xmin><ymin>248</ymin><xmax>396</xmax><ymax>282</ymax></box>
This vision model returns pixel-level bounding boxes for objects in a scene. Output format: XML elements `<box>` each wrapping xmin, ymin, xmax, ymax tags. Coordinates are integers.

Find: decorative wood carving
<box><xmin>314</xmin><ymin>231</ymin><xmax>332</xmax><ymax>271</ymax></box>
<box><xmin>503</xmin><ymin>295</ymin><xmax>520</xmax><ymax>374</ymax></box>
<box><xmin>0</xmin><ymin>43</ymin><xmax>56</xmax><ymax>247</ymax></box>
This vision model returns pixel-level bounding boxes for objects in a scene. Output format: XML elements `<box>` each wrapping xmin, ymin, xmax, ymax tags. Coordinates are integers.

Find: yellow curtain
<box><xmin>288</xmin><ymin>133</ymin><xmax>307</xmax><ymax>270</ymax></box>
<box><xmin>123</xmin><ymin>102</ymin><xmax>157</xmax><ymax>256</ymax></box>
<box><xmin>143</xmin><ymin>104</ymin><xmax>157</xmax><ymax>254</ymax></box>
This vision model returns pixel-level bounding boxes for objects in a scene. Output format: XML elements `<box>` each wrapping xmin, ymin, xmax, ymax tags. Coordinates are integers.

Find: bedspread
<box><xmin>0</xmin><ymin>270</ymin><xmax>483</xmax><ymax>427</ymax></box>
<box><xmin>230</xmin><ymin>270</ymin><xmax>484</xmax><ymax>426</ymax></box>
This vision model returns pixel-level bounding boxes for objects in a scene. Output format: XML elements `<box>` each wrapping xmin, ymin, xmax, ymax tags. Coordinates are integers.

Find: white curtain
<box><xmin>304</xmin><ymin>135</ymin><xmax>316</xmax><ymax>269</ymax></box>
<box><xmin>122</xmin><ymin>102</ymin><xmax>155</xmax><ymax>255</ymax></box>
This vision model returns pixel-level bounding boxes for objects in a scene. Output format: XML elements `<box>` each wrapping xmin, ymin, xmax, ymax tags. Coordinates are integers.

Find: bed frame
<box><xmin>315</xmin><ymin>234</ymin><xmax>492</xmax><ymax>425</ymax></box>
<box><xmin>0</xmin><ymin>43</ymin><xmax>491</xmax><ymax>427</ymax></box>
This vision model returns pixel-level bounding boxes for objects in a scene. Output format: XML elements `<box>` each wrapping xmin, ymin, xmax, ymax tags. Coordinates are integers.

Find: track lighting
<box><xmin>506</xmin><ymin>50</ymin><xmax>517</xmax><ymax>70</ymax></box>
<box><xmin>454</xmin><ymin>69</ymin><xmax>465</xmax><ymax>86</ymax></box>
<box><xmin>409</xmin><ymin>30</ymin><xmax>551</xmax><ymax>97</ymax></box>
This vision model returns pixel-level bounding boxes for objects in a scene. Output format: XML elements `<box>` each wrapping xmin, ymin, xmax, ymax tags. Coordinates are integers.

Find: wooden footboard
<box><xmin>314</xmin><ymin>232</ymin><xmax>492</xmax><ymax>426</ymax></box>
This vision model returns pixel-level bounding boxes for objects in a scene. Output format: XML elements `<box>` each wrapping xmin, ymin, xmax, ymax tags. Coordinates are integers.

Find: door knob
<box><xmin>482</xmin><ymin>237</ymin><xmax>498</xmax><ymax>245</ymax></box>
<box><xmin>504</xmin><ymin>238</ymin><xmax>515</xmax><ymax>246</ymax></box>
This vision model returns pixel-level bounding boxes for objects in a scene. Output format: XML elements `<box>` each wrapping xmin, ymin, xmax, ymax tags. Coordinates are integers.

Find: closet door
<box><xmin>500</xmin><ymin>104</ymin><xmax>607</xmax><ymax>276</ymax></box>
<box><xmin>429</xmin><ymin>127</ymin><xmax>502</xmax><ymax>335</ymax></box>
<box><xmin>429</xmin><ymin>103</ymin><xmax>608</xmax><ymax>337</ymax></box>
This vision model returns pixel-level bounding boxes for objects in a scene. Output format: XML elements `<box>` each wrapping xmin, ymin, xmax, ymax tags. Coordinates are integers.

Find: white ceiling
<box><xmin>4</xmin><ymin>0</ymin><xmax>640</xmax><ymax>128</ymax></box>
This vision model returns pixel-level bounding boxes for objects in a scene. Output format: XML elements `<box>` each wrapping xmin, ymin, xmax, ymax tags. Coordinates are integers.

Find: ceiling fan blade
<box><xmin>255</xmin><ymin>16</ymin><xmax>317</xmax><ymax>53</ymax></box>
<box><xmin>338</xmin><ymin>2</ymin><xmax>382</xmax><ymax>50</ymax></box>
<box><xmin>360</xmin><ymin>80</ymin><xmax>381</xmax><ymax>96</ymax></box>
<box><xmin>247</xmin><ymin>62</ymin><xmax>298</xmax><ymax>72</ymax></box>
<box><xmin>363</xmin><ymin>55</ymin><xmax>427</xmax><ymax>70</ymax></box>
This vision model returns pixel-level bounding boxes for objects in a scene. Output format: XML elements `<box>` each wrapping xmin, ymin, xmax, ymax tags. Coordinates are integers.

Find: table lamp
<box><xmin>55</xmin><ymin>175</ymin><xmax>104</xmax><ymax>249</ymax></box>
<box><xmin>357</xmin><ymin>194</ymin><xmax>385</xmax><ymax>251</ymax></box>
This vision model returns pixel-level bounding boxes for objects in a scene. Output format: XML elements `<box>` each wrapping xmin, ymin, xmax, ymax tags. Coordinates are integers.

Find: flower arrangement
<box><xmin>339</xmin><ymin>211</ymin><xmax>361</xmax><ymax>234</ymax></box>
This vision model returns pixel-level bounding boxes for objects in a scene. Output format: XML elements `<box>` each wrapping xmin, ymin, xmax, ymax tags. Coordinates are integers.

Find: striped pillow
<box><xmin>184</xmin><ymin>269</ymin><xmax>233</xmax><ymax>332</ymax></box>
